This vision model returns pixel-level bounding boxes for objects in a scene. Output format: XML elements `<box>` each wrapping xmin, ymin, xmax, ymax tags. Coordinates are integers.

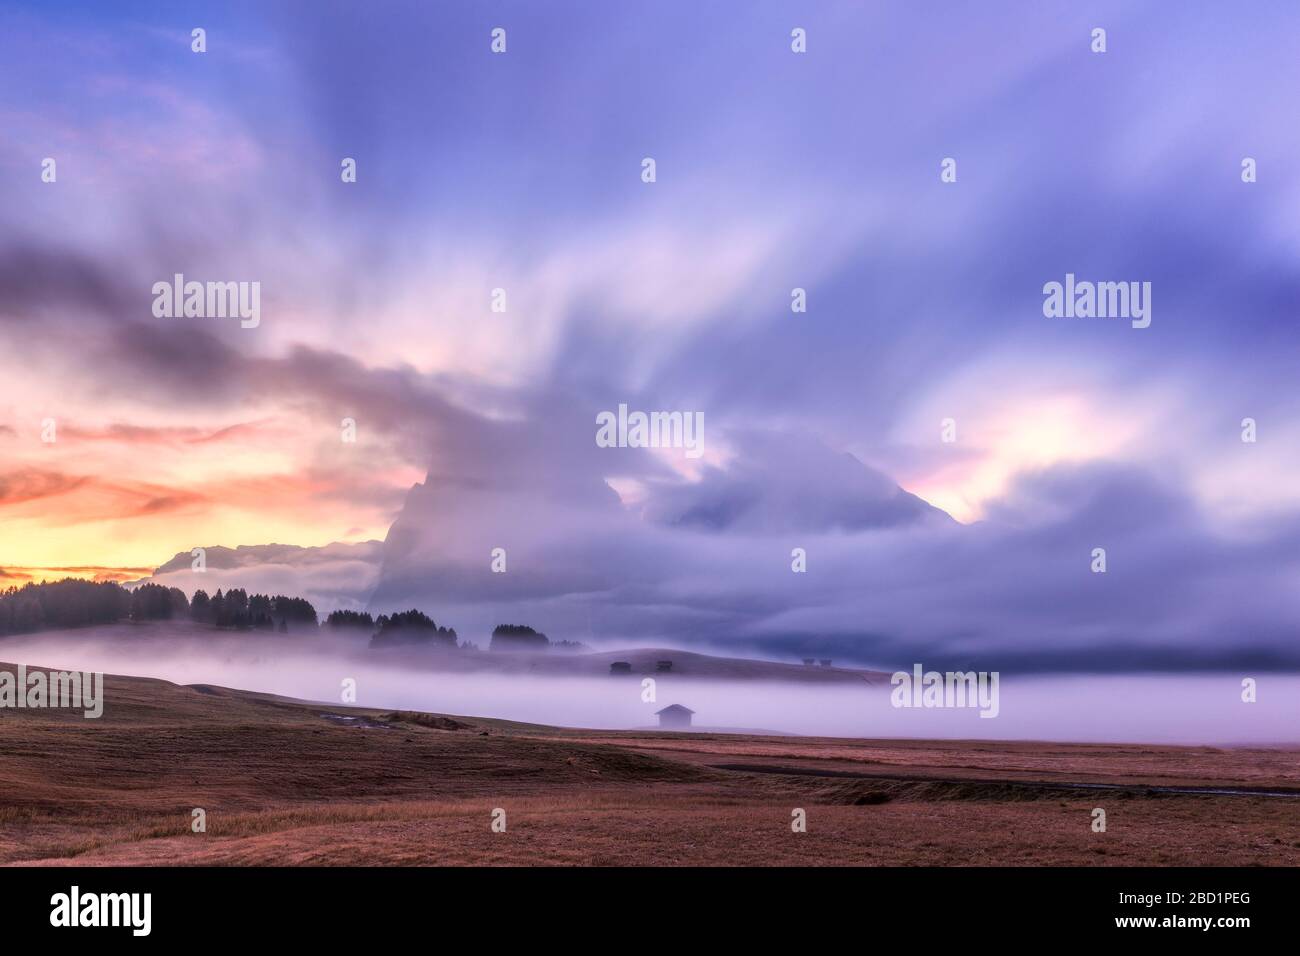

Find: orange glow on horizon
<box><xmin>0</xmin><ymin>405</ymin><xmax>417</xmax><ymax>572</ymax></box>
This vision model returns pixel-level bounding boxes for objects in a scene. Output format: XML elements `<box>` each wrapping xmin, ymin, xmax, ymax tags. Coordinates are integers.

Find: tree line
<box><xmin>0</xmin><ymin>579</ymin><xmax>135</xmax><ymax>634</ymax></box>
<box><xmin>0</xmin><ymin>579</ymin><xmax>317</xmax><ymax>636</ymax></box>
<box><xmin>191</xmin><ymin>588</ymin><xmax>318</xmax><ymax>630</ymax></box>
<box><xmin>0</xmin><ymin>577</ymin><xmax>584</xmax><ymax>652</ymax></box>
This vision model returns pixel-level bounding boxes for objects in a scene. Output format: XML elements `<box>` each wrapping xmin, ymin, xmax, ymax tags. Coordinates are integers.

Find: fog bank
<box><xmin>3</xmin><ymin>630</ymin><xmax>1296</xmax><ymax>746</ymax></box>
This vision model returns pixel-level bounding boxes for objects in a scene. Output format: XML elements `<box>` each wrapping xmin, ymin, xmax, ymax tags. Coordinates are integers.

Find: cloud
<box><xmin>142</xmin><ymin>541</ymin><xmax>384</xmax><ymax>613</ymax></box>
<box><xmin>55</xmin><ymin>420</ymin><xmax>275</xmax><ymax>445</ymax></box>
<box><xmin>0</xmin><ymin>468</ymin><xmax>91</xmax><ymax>505</ymax></box>
<box><xmin>3</xmin><ymin>0</ymin><xmax>1300</xmax><ymax>675</ymax></box>
<box><xmin>640</xmin><ymin>430</ymin><xmax>952</xmax><ymax>534</ymax></box>
<box><xmin>367</xmin><ymin>427</ymin><xmax>1300</xmax><ymax>672</ymax></box>
<box><xmin>0</xmin><ymin>565</ymin><xmax>153</xmax><ymax>585</ymax></box>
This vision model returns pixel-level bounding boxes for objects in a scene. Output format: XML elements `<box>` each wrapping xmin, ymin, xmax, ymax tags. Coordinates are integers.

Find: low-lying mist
<box><xmin>2</xmin><ymin>628</ymin><xmax>1298</xmax><ymax>745</ymax></box>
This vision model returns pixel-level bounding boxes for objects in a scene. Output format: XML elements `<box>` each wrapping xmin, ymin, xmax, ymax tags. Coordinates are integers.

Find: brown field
<box><xmin>1</xmin><ymin>663</ymin><xmax>1297</xmax><ymax>866</ymax></box>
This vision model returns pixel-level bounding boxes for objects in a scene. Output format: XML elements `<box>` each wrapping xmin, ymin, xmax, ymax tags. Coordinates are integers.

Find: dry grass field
<box><xmin>1</xmin><ymin>663</ymin><xmax>1297</xmax><ymax>866</ymax></box>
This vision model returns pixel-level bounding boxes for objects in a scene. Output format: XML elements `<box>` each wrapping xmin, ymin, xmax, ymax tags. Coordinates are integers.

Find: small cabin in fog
<box><xmin>802</xmin><ymin>658</ymin><xmax>815</xmax><ymax>666</ymax></box>
<box><xmin>818</xmin><ymin>659</ymin><xmax>833</xmax><ymax>668</ymax></box>
<box><xmin>609</xmin><ymin>661</ymin><xmax>632</xmax><ymax>674</ymax></box>
<box><xmin>655</xmin><ymin>704</ymin><xmax>695</xmax><ymax>729</ymax></box>
<box><xmin>655</xmin><ymin>660</ymin><xmax>673</xmax><ymax>672</ymax></box>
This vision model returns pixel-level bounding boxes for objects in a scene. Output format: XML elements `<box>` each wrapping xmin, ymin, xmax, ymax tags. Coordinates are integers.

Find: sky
<box><xmin>2</xmin><ymin>2</ymin><xmax>1299</xmax><ymax>670</ymax></box>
